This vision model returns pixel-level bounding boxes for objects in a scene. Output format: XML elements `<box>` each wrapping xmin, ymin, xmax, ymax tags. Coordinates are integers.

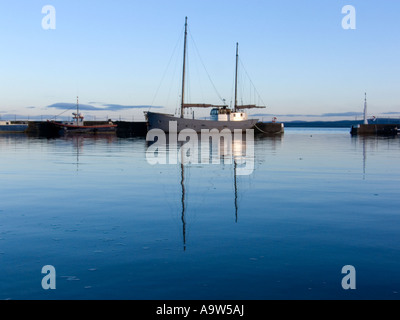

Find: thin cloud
<box><xmin>46</xmin><ymin>102</ymin><xmax>164</xmax><ymax>111</ymax></box>
<box><xmin>101</xmin><ymin>104</ymin><xmax>164</xmax><ymax>110</ymax></box>
<box><xmin>47</xmin><ymin>102</ymin><xmax>100</xmax><ymax>111</ymax></box>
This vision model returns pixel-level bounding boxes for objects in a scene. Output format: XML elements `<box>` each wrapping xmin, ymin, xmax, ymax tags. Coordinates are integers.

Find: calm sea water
<box><xmin>0</xmin><ymin>128</ymin><xmax>399</xmax><ymax>300</ymax></box>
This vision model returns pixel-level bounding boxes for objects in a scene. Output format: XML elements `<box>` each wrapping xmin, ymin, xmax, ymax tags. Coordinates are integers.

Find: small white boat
<box><xmin>0</xmin><ymin>121</ymin><xmax>28</xmax><ymax>133</ymax></box>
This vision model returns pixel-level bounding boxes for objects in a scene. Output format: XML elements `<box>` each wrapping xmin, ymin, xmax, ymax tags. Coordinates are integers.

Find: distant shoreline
<box><xmin>276</xmin><ymin>119</ymin><xmax>400</xmax><ymax>128</ymax></box>
<box><xmin>282</xmin><ymin>120</ymin><xmax>361</xmax><ymax>128</ymax></box>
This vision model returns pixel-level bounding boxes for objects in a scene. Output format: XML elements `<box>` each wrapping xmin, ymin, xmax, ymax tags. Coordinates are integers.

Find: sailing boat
<box><xmin>49</xmin><ymin>97</ymin><xmax>117</xmax><ymax>134</ymax></box>
<box><xmin>146</xmin><ymin>17</ymin><xmax>265</xmax><ymax>133</ymax></box>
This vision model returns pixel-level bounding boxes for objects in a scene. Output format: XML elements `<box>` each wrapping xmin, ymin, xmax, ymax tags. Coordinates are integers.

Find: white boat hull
<box><xmin>146</xmin><ymin>112</ymin><xmax>258</xmax><ymax>133</ymax></box>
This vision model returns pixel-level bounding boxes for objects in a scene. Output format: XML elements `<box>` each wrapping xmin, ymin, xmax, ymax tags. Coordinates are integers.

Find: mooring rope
<box><xmin>254</xmin><ymin>122</ymin><xmax>271</xmax><ymax>134</ymax></box>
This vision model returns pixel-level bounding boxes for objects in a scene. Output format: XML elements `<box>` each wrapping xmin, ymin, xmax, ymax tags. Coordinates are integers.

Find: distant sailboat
<box><xmin>363</xmin><ymin>92</ymin><xmax>368</xmax><ymax>125</ymax></box>
<box><xmin>351</xmin><ymin>93</ymin><xmax>398</xmax><ymax>135</ymax></box>
<box><xmin>146</xmin><ymin>17</ymin><xmax>265</xmax><ymax>133</ymax></box>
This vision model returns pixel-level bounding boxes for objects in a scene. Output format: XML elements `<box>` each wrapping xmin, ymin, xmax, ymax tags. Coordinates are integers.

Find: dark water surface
<box><xmin>1</xmin><ymin>128</ymin><xmax>399</xmax><ymax>300</ymax></box>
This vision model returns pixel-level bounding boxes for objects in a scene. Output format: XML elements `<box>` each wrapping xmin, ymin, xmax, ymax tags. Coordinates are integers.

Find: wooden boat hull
<box><xmin>50</xmin><ymin>122</ymin><xmax>117</xmax><ymax>134</ymax></box>
<box><xmin>146</xmin><ymin>111</ymin><xmax>258</xmax><ymax>133</ymax></box>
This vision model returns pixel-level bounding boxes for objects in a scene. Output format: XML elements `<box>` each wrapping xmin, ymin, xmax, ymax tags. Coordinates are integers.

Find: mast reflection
<box><xmin>65</xmin><ymin>134</ymin><xmax>117</xmax><ymax>172</ymax></box>
<box><xmin>176</xmin><ymin>132</ymin><xmax>252</xmax><ymax>249</ymax></box>
<box><xmin>180</xmin><ymin>156</ymin><xmax>187</xmax><ymax>251</ymax></box>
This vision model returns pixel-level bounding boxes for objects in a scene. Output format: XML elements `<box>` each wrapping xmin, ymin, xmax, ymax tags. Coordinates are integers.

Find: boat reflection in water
<box><xmin>61</xmin><ymin>134</ymin><xmax>118</xmax><ymax>172</ymax></box>
<box><xmin>145</xmin><ymin>127</ymin><xmax>255</xmax><ymax>175</ymax></box>
<box><xmin>146</xmin><ymin>128</ymin><xmax>283</xmax><ymax>250</ymax></box>
<box><xmin>351</xmin><ymin>133</ymin><xmax>398</xmax><ymax>181</ymax></box>
<box><xmin>151</xmin><ymin>130</ymin><xmax>255</xmax><ymax>250</ymax></box>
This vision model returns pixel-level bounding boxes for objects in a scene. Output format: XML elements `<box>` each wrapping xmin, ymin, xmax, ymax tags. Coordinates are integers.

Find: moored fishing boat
<box><xmin>48</xmin><ymin>97</ymin><xmax>117</xmax><ymax>134</ymax></box>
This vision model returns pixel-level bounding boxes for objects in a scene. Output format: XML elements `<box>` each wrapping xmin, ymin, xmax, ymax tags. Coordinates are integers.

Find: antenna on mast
<box><xmin>363</xmin><ymin>92</ymin><xmax>368</xmax><ymax>125</ymax></box>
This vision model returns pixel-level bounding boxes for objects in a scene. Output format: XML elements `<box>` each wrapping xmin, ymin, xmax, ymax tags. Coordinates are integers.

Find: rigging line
<box><xmin>185</xmin><ymin>43</ymin><xmax>191</xmax><ymax>112</ymax></box>
<box><xmin>49</xmin><ymin>105</ymin><xmax>76</xmax><ymax>120</ymax></box>
<box><xmin>168</xmin><ymin>42</ymin><xmax>182</xmax><ymax>115</ymax></box>
<box><xmin>187</xmin><ymin>27</ymin><xmax>225</xmax><ymax>103</ymax></box>
<box><xmin>239</xmin><ymin>65</ymin><xmax>244</xmax><ymax>105</ymax></box>
<box><xmin>149</xmin><ymin>25</ymin><xmax>185</xmax><ymax>111</ymax></box>
<box><xmin>192</xmin><ymin>33</ymin><xmax>205</xmax><ymax>104</ymax></box>
<box><xmin>238</xmin><ymin>57</ymin><xmax>268</xmax><ymax>108</ymax></box>
<box><xmin>230</xmin><ymin>67</ymin><xmax>236</xmax><ymax>109</ymax></box>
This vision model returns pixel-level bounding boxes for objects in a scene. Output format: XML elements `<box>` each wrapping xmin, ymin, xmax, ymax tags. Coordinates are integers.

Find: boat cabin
<box><xmin>210</xmin><ymin>107</ymin><xmax>248</xmax><ymax>122</ymax></box>
<box><xmin>62</xmin><ymin>112</ymin><xmax>84</xmax><ymax>126</ymax></box>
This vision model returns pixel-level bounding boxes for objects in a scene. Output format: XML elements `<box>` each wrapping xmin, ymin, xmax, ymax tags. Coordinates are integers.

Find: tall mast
<box><xmin>181</xmin><ymin>17</ymin><xmax>188</xmax><ymax>118</ymax></box>
<box><xmin>363</xmin><ymin>92</ymin><xmax>368</xmax><ymax>125</ymax></box>
<box><xmin>234</xmin><ymin>42</ymin><xmax>239</xmax><ymax>112</ymax></box>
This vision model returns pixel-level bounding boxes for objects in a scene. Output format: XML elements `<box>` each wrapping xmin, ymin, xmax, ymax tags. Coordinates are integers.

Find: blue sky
<box><xmin>0</xmin><ymin>0</ymin><xmax>399</xmax><ymax>121</ymax></box>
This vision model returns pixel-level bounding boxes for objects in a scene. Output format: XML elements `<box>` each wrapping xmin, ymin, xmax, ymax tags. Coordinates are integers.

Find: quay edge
<box><xmin>25</xmin><ymin>121</ymin><xmax>148</xmax><ymax>138</ymax></box>
<box><xmin>350</xmin><ymin>124</ymin><xmax>398</xmax><ymax>136</ymax></box>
